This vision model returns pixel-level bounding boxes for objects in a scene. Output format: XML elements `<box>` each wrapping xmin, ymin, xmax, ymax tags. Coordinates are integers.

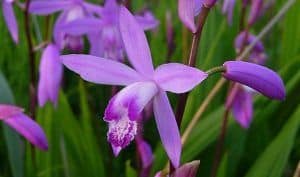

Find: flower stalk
<box><xmin>175</xmin><ymin>5</ymin><xmax>210</xmax><ymax>127</ymax></box>
<box><xmin>24</xmin><ymin>0</ymin><xmax>37</xmax><ymax>119</ymax></box>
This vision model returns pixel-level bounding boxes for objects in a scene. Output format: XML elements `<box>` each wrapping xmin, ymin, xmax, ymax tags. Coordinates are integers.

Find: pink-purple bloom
<box><xmin>223</xmin><ymin>61</ymin><xmax>285</xmax><ymax>100</ymax></box>
<box><xmin>178</xmin><ymin>0</ymin><xmax>203</xmax><ymax>33</ymax></box>
<box><xmin>0</xmin><ymin>104</ymin><xmax>48</xmax><ymax>150</ymax></box>
<box><xmin>29</xmin><ymin>0</ymin><xmax>102</xmax><ymax>51</ymax></box>
<box><xmin>2</xmin><ymin>0</ymin><xmax>18</xmax><ymax>43</ymax></box>
<box><xmin>155</xmin><ymin>160</ymin><xmax>200</xmax><ymax>177</ymax></box>
<box><xmin>136</xmin><ymin>138</ymin><xmax>153</xmax><ymax>177</ymax></box>
<box><xmin>37</xmin><ymin>43</ymin><xmax>63</xmax><ymax>107</ymax></box>
<box><xmin>62</xmin><ymin>7</ymin><xmax>208</xmax><ymax>167</ymax></box>
<box><xmin>59</xmin><ymin>0</ymin><xmax>159</xmax><ymax>61</ymax></box>
<box><xmin>223</xmin><ymin>0</ymin><xmax>263</xmax><ymax>25</ymax></box>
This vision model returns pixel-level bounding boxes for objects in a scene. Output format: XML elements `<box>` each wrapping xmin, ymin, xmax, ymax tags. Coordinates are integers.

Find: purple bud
<box><xmin>171</xmin><ymin>160</ymin><xmax>200</xmax><ymax>177</ymax></box>
<box><xmin>37</xmin><ymin>44</ymin><xmax>63</xmax><ymax>107</ymax></box>
<box><xmin>0</xmin><ymin>104</ymin><xmax>48</xmax><ymax>150</ymax></box>
<box><xmin>136</xmin><ymin>138</ymin><xmax>153</xmax><ymax>177</ymax></box>
<box><xmin>248</xmin><ymin>0</ymin><xmax>263</xmax><ymax>26</ymax></box>
<box><xmin>223</xmin><ymin>61</ymin><xmax>285</xmax><ymax>100</ymax></box>
<box><xmin>203</xmin><ymin>0</ymin><xmax>218</xmax><ymax>8</ymax></box>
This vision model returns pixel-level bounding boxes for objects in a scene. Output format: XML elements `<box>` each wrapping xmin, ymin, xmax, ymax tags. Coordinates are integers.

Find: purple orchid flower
<box><xmin>37</xmin><ymin>43</ymin><xmax>63</xmax><ymax>107</ymax></box>
<box><xmin>235</xmin><ymin>31</ymin><xmax>266</xmax><ymax>65</ymax></box>
<box><xmin>29</xmin><ymin>0</ymin><xmax>102</xmax><ymax>51</ymax></box>
<box><xmin>155</xmin><ymin>160</ymin><xmax>200</xmax><ymax>177</ymax></box>
<box><xmin>59</xmin><ymin>0</ymin><xmax>159</xmax><ymax>61</ymax></box>
<box><xmin>62</xmin><ymin>7</ymin><xmax>208</xmax><ymax>167</ymax></box>
<box><xmin>0</xmin><ymin>104</ymin><xmax>48</xmax><ymax>150</ymax></box>
<box><xmin>2</xmin><ymin>0</ymin><xmax>18</xmax><ymax>43</ymax></box>
<box><xmin>136</xmin><ymin>138</ymin><xmax>153</xmax><ymax>177</ymax></box>
<box><xmin>223</xmin><ymin>61</ymin><xmax>285</xmax><ymax>100</ymax></box>
<box><xmin>178</xmin><ymin>0</ymin><xmax>217</xmax><ymax>33</ymax></box>
<box><xmin>223</xmin><ymin>0</ymin><xmax>263</xmax><ymax>25</ymax></box>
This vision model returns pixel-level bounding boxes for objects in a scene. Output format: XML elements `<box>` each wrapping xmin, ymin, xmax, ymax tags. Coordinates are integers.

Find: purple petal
<box><xmin>3</xmin><ymin>113</ymin><xmax>48</xmax><ymax>150</ymax></box>
<box><xmin>154</xmin><ymin>63</ymin><xmax>208</xmax><ymax>93</ymax></box>
<box><xmin>135</xmin><ymin>11</ymin><xmax>159</xmax><ymax>31</ymax></box>
<box><xmin>0</xmin><ymin>105</ymin><xmax>23</xmax><ymax>119</ymax></box>
<box><xmin>104</xmin><ymin>82</ymin><xmax>158</xmax><ymax>121</ymax></box>
<box><xmin>136</xmin><ymin>138</ymin><xmax>153</xmax><ymax>169</ymax></box>
<box><xmin>171</xmin><ymin>160</ymin><xmax>200</xmax><ymax>177</ymax></box>
<box><xmin>83</xmin><ymin>2</ymin><xmax>103</xmax><ymax>15</ymax></box>
<box><xmin>178</xmin><ymin>0</ymin><xmax>197</xmax><ymax>33</ymax></box>
<box><xmin>53</xmin><ymin>11</ymin><xmax>68</xmax><ymax>49</ymax></box>
<box><xmin>229</xmin><ymin>86</ymin><xmax>253</xmax><ymax>128</ymax></box>
<box><xmin>58</xmin><ymin>18</ymin><xmax>102</xmax><ymax>35</ymax></box>
<box><xmin>62</xmin><ymin>54</ymin><xmax>144</xmax><ymax>86</ymax></box>
<box><xmin>153</xmin><ymin>91</ymin><xmax>181</xmax><ymax>168</ymax></box>
<box><xmin>119</xmin><ymin>7</ymin><xmax>155</xmax><ymax>76</ymax></box>
<box><xmin>222</xmin><ymin>0</ymin><xmax>236</xmax><ymax>24</ymax></box>
<box><xmin>194</xmin><ymin>0</ymin><xmax>204</xmax><ymax>15</ymax></box>
<box><xmin>223</xmin><ymin>61</ymin><xmax>285</xmax><ymax>100</ymax></box>
<box><xmin>38</xmin><ymin>44</ymin><xmax>63</xmax><ymax>107</ymax></box>
<box><xmin>29</xmin><ymin>0</ymin><xmax>72</xmax><ymax>15</ymax></box>
<box><xmin>203</xmin><ymin>0</ymin><xmax>218</xmax><ymax>8</ymax></box>
<box><xmin>235</xmin><ymin>31</ymin><xmax>264</xmax><ymax>53</ymax></box>
<box><xmin>2</xmin><ymin>1</ymin><xmax>18</xmax><ymax>43</ymax></box>
<box><xmin>87</xmin><ymin>32</ymin><xmax>104</xmax><ymax>57</ymax></box>
<box><xmin>248</xmin><ymin>0</ymin><xmax>263</xmax><ymax>26</ymax></box>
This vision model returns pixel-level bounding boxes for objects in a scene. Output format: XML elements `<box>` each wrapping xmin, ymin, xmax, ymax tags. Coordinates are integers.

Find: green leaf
<box><xmin>0</xmin><ymin>72</ymin><xmax>24</xmax><ymax>177</ymax></box>
<box><xmin>244</xmin><ymin>104</ymin><xmax>300</xmax><ymax>177</ymax></box>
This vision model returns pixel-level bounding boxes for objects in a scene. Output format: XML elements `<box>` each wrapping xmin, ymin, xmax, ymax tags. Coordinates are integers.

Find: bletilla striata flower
<box><xmin>223</xmin><ymin>61</ymin><xmax>285</xmax><ymax>127</ymax></box>
<box><xmin>223</xmin><ymin>0</ymin><xmax>263</xmax><ymax>25</ymax></box>
<box><xmin>0</xmin><ymin>105</ymin><xmax>48</xmax><ymax>150</ymax></box>
<box><xmin>136</xmin><ymin>138</ymin><xmax>154</xmax><ymax>177</ymax></box>
<box><xmin>37</xmin><ymin>43</ymin><xmax>63</xmax><ymax>107</ymax></box>
<box><xmin>59</xmin><ymin>0</ymin><xmax>159</xmax><ymax>61</ymax></box>
<box><xmin>29</xmin><ymin>0</ymin><xmax>102</xmax><ymax>51</ymax></box>
<box><xmin>178</xmin><ymin>0</ymin><xmax>217</xmax><ymax>33</ymax></box>
<box><xmin>224</xmin><ymin>32</ymin><xmax>267</xmax><ymax>128</ymax></box>
<box><xmin>62</xmin><ymin>7</ymin><xmax>208</xmax><ymax>167</ymax></box>
<box><xmin>1</xmin><ymin>0</ymin><xmax>18</xmax><ymax>43</ymax></box>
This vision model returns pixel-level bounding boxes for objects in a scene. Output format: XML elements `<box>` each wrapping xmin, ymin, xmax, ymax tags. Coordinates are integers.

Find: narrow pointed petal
<box><xmin>0</xmin><ymin>105</ymin><xmax>23</xmax><ymax>119</ymax></box>
<box><xmin>3</xmin><ymin>113</ymin><xmax>48</xmax><ymax>150</ymax></box>
<box><xmin>229</xmin><ymin>86</ymin><xmax>253</xmax><ymax>128</ymax></box>
<box><xmin>29</xmin><ymin>0</ymin><xmax>72</xmax><ymax>15</ymax></box>
<box><xmin>2</xmin><ymin>1</ymin><xmax>18</xmax><ymax>43</ymax></box>
<box><xmin>153</xmin><ymin>91</ymin><xmax>181</xmax><ymax>168</ymax></box>
<box><xmin>154</xmin><ymin>63</ymin><xmax>208</xmax><ymax>93</ymax></box>
<box><xmin>222</xmin><ymin>0</ymin><xmax>236</xmax><ymax>24</ymax></box>
<box><xmin>136</xmin><ymin>138</ymin><xmax>154</xmax><ymax>169</ymax></box>
<box><xmin>119</xmin><ymin>7</ymin><xmax>154</xmax><ymax>76</ymax></box>
<box><xmin>135</xmin><ymin>11</ymin><xmax>159</xmax><ymax>30</ymax></box>
<box><xmin>58</xmin><ymin>18</ymin><xmax>102</xmax><ymax>35</ymax></box>
<box><xmin>178</xmin><ymin>0</ymin><xmax>197</xmax><ymax>33</ymax></box>
<box><xmin>62</xmin><ymin>54</ymin><xmax>143</xmax><ymax>86</ymax></box>
<box><xmin>111</xmin><ymin>144</ymin><xmax>122</xmax><ymax>156</ymax></box>
<box><xmin>223</xmin><ymin>61</ymin><xmax>285</xmax><ymax>100</ymax></box>
<box><xmin>38</xmin><ymin>44</ymin><xmax>63</xmax><ymax>107</ymax></box>
<box><xmin>104</xmin><ymin>82</ymin><xmax>158</xmax><ymax>121</ymax></box>
<box><xmin>171</xmin><ymin>160</ymin><xmax>200</xmax><ymax>177</ymax></box>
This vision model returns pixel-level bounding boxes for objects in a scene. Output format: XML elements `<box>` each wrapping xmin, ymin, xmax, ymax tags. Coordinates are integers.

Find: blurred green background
<box><xmin>0</xmin><ymin>0</ymin><xmax>300</xmax><ymax>176</ymax></box>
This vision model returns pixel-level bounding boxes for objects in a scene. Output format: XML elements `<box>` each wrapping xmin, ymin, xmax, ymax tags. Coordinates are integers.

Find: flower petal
<box><xmin>248</xmin><ymin>0</ymin><xmax>263</xmax><ymax>26</ymax></box>
<box><xmin>136</xmin><ymin>138</ymin><xmax>153</xmax><ymax>176</ymax></box>
<box><xmin>222</xmin><ymin>0</ymin><xmax>236</xmax><ymax>24</ymax></box>
<box><xmin>104</xmin><ymin>82</ymin><xmax>158</xmax><ymax>121</ymax></box>
<box><xmin>229</xmin><ymin>86</ymin><xmax>253</xmax><ymax>128</ymax></box>
<box><xmin>83</xmin><ymin>2</ymin><xmax>103</xmax><ymax>15</ymax></box>
<box><xmin>135</xmin><ymin>11</ymin><xmax>159</xmax><ymax>30</ymax></box>
<box><xmin>0</xmin><ymin>104</ymin><xmax>23</xmax><ymax>119</ymax></box>
<box><xmin>119</xmin><ymin>7</ymin><xmax>155</xmax><ymax>76</ymax></box>
<box><xmin>2</xmin><ymin>1</ymin><xmax>18</xmax><ymax>43</ymax></box>
<box><xmin>153</xmin><ymin>91</ymin><xmax>181</xmax><ymax>168</ymax></box>
<box><xmin>29</xmin><ymin>0</ymin><xmax>72</xmax><ymax>15</ymax></box>
<box><xmin>58</xmin><ymin>18</ymin><xmax>102</xmax><ymax>35</ymax></box>
<box><xmin>62</xmin><ymin>54</ymin><xmax>143</xmax><ymax>86</ymax></box>
<box><xmin>223</xmin><ymin>61</ymin><xmax>285</xmax><ymax>100</ymax></box>
<box><xmin>178</xmin><ymin>0</ymin><xmax>196</xmax><ymax>33</ymax></box>
<box><xmin>3</xmin><ymin>113</ymin><xmax>48</xmax><ymax>150</ymax></box>
<box><xmin>38</xmin><ymin>44</ymin><xmax>63</xmax><ymax>107</ymax></box>
<box><xmin>171</xmin><ymin>160</ymin><xmax>200</xmax><ymax>177</ymax></box>
<box><xmin>154</xmin><ymin>63</ymin><xmax>208</xmax><ymax>93</ymax></box>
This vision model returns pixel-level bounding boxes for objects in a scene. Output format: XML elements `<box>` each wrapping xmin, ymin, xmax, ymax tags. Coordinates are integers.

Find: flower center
<box><xmin>107</xmin><ymin>115</ymin><xmax>137</xmax><ymax>148</ymax></box>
